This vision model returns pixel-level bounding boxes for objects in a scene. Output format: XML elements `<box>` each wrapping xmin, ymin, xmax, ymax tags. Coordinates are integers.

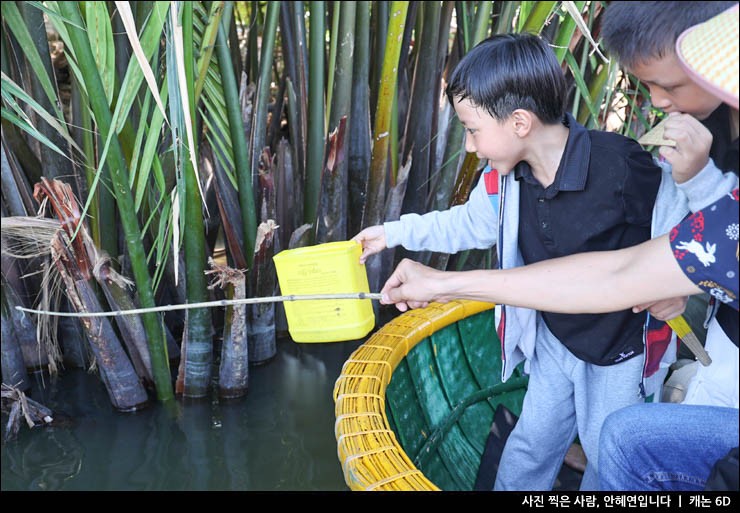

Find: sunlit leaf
<box><xmin>85</xmin><ymin>0</ymin><xmax>115</xmax><ymax>106</ymax></box>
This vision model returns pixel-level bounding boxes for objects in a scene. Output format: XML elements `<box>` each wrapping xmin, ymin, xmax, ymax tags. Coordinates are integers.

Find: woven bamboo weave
<box><xmin>333</xmin><ymin>299</ymin><xmax>495</xmax><ymax>491</ymax></box>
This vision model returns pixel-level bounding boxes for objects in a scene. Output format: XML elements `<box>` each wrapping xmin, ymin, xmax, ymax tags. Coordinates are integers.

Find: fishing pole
<box><xmin>15</xmin><ymin>292</ymin><xmax>384</xmax><ymax>318</ymax></box>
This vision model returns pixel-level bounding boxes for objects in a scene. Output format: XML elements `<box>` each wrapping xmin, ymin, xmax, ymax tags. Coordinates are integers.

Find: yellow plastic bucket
<box><xmin>273</xmin><ymin>241</ymin><xmax>375</xmax><ymax>343</ymax></box>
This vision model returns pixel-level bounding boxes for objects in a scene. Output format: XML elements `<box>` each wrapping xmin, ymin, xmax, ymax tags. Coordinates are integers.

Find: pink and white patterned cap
<box><xmin>676</xmin><ymin>4</ymin><xmax>739</xmax><ymax>110</ymax></box>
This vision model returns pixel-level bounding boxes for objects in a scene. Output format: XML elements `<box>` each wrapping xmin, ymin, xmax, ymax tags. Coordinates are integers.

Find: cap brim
<box><xmin>676</xmin><ymin>5</ymin><xmax>739</xmax><ymax>110</ymax></box>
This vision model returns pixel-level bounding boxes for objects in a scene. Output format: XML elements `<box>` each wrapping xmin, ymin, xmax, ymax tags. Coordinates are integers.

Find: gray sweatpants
<box><xmin>494</xmin><ymin>314</ymin><xmax>645</xmax><ymax>491</ymax></box>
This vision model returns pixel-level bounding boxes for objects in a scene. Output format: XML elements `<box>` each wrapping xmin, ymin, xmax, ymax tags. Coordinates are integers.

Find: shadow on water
<box><xmin>1</xmin><ymin>336</ymin><xmax>365</xmax><ymax>491</ymax></box>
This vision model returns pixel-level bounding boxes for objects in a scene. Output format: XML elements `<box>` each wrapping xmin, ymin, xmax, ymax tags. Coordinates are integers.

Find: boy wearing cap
<box><xmin>602</xmin><ymin>1</ymin><xmax>739</xmax><ymax>409</ymax></box>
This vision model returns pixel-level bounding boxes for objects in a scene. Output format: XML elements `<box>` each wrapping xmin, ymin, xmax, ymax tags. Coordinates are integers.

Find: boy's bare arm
<box><xmin>381</xmin><ymin>235</ymin><xmax>702</xmax><ymax>313</ymax></box>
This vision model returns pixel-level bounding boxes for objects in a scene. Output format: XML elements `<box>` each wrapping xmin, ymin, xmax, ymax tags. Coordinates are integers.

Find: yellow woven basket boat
<box><xmin>333</xmin><ymin>299</ymin><xmax>528</xmax><ymax>491</ymax></box>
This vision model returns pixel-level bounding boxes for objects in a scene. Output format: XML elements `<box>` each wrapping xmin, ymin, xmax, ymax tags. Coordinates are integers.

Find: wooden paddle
<box><xmin>667</xmin><ymin>315</ymin><xmax>712</xmax><ymax>366</ymax></box>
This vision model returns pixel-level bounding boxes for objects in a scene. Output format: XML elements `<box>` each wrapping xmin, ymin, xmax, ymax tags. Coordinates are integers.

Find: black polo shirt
<box><xmin>702</xmin><ymin>103</ymin><xmax>739</xmax><ymax>347</ymax></box>
<box><xmin>515</xmin><ymin>113</ymin><xmax>662</xmax><ymax>365</ymax></box>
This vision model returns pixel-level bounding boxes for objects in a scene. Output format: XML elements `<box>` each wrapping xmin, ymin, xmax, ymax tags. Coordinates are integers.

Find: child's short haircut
<box><xmin>601</xmin><ymin>1</ymin><xmax>737</xmax><ymax>69</ymax></box>
<box><xmin>445</xmin><ymin>33</ymin><xmax>566</xmax><ymax>124</ymax></box>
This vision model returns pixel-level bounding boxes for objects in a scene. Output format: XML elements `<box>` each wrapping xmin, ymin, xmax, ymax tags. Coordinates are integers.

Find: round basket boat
<box><xmin>333</xmin><ymin>299</ymin><xmax>529</xmax><ymax>491</ymax></box>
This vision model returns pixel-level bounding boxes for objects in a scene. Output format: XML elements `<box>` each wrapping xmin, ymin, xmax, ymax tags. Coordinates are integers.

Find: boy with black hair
<box><xmin>601</xmin><ymin>1</ymin><xmax>739</xmax><ymax>409</ymax></box>
<box><xmin>353</xmin><ymin>33</ymin><xmax>685</xmax><ymax>490</ymax></box>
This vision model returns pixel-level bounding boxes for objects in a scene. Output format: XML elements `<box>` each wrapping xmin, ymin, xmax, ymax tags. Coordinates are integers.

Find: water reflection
<box><xmin>1</xmin><ymin>337</ymin><xmax>364</xmax><ymax>491</ymax></box>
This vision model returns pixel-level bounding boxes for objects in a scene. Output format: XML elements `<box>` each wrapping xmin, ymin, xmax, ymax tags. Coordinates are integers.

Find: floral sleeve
<box><xmin>670</xmin><ymin>188</ymin><xmax>739</xmax><ymax>311</ymax></box>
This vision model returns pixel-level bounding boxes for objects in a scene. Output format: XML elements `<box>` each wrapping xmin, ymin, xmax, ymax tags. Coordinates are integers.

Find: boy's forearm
<box><xmin>435</xmin><ymin>236</ymin><xmax>701</xmax><ymax>313</ymax></box>
<box><xmin>384</xmin><ymin>178</ymin><xmax>498</xmax><ymax>252</ymax></box>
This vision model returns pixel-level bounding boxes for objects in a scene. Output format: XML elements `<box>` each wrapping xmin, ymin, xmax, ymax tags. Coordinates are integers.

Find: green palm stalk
<box><xmin>216</xmin><ymin>17</ymin><xmax>257</xmax><ymax>265</ymax></box>
<box><xmin>304</xmin><ymin>0</ymin><xmax>325</xmax><ymax>231</ymax></box>
<box><xmin>177</xmin><ymin>2</ymin><xmax>213</xmax><ymax>398</ymax></box>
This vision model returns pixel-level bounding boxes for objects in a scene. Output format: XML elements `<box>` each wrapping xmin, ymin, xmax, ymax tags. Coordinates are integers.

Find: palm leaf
<box><xmin>1</xmin><ymin>2</ymin><xmax>67</xmax><ymax>122</ymax></box>
<box><xmin>84</xmin><ymin>1</ymin><xmax>115</xmax><ymax>106</ymax></box>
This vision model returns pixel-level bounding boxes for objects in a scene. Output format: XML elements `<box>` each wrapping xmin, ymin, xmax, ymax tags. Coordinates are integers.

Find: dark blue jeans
<box><xmin>598</xmin><ymin>403</ymin><xmax>739</xmax><ymax>490</ymax></box>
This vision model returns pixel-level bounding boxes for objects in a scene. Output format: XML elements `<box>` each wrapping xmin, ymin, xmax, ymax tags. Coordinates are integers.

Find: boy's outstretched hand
<box><xmin>658</xmin><ymin>113</ymin><xmax>713</xmax><ymax>184</ymax></box>
<box><xmin>352</xmin><ymin>225</ymin><xmax>387</xmax><ymax>264</ymax></box>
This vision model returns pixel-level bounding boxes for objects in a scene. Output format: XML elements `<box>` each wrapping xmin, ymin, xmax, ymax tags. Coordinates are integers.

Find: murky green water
<box><xmin>1</xmin><ymin>337</ymin><xmax>364</xmax><ymax>491</ymax></box>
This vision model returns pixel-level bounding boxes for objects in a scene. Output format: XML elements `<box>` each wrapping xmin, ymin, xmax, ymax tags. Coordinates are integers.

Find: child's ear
<box><xmin>511</xmin><ymin>109</ymin><xmax>533</xmax><ymax>137</ymax></box>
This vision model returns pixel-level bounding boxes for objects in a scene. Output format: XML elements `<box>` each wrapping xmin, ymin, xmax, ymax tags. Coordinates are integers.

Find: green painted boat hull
<box><xmin>384</xmin><ymin>308</ymin><xmax>527</xmax><ymax>490</ymax></box>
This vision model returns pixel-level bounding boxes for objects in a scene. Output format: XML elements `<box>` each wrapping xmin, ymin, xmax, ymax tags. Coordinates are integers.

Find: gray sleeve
<box><xmin>383</xmin><ymin>177</ymin><xmax>499</xmax><ymax>253</ymax></box>
<box><xmin>676</xmin><ymin>158</ymin><xmax>739</xmax><ymax>212</ymax></box>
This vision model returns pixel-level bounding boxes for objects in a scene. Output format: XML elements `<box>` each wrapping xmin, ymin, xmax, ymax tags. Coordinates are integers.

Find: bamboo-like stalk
<box><xmin>316</xmin><ymin>1</ymin><xmax>356</xmax><ymax>243</ymax></box>
<box><xmin>372</xmin><ymin>156</ymin><xmax>411</xmax><ymax>299</ymax></box>
<box><xmin>2</xmin><ymin>265</ymin><xmax>47</xmax><ymax>371</ymax></box>
<box><xmin>1</xmin><ymin>284</ymin><xmax>30</xmax><ymax>391</ymax></box>
<box><xmin>47</xmin><ymin>228</ymin><xmax>147</xmax><ymax>411</ymax></box>
<box><xmin>278</xmin><ymin>2</ymin><xmax>307</xmax><ymax>183</ymax></box>
<box><xmin>56</xmin><ymin>298</ymin><xmax>91</xmax><ymax>370</ymax></box>
<box><xmin>180</xmin><ymin>2</ymin><xmax>213</xmax><ymax>399</ymax></box>
<box><xmin>580</xmin><ymin>63</ymin><xmax>610</xmax><ymax>127</ymax></box>
<box><xmin>206</xmin><ymin>260</ymin><xmax>248</xmax><ymax>399</ymax></box>
<box><xmin>217</xmin><ymin>19</ymin><xmax>257</xmax><ymax>266</ymax></box>
<box><xmin>273</xmin><ymin>138</ymin><xmax>294</xmax><ymax>333</ymax></box>
<box><xmin>305</xmin><ymin>0</ymin><xmax>325</xmax><ymax>230</ymax></box>
<box><xmin>1</xmin><ymin>142</ymin><xmax>30</xmax><ymax>217</ymax></box>
<box><xmin>362</xmin><ymin>1</ymin><xmax>409</xmax><ymax>231</ymax></box>
<box><xmin>400</xmin><ymin>1</ymin><xmax>440</xmax><ymax>217</ymax></box>
<box><xmin>369</xmin><ymin>1</ymin><xmax>388</xmax><ymax>121</ymax></box>
<box><xmin>247</xmin><ymin>1</ymin><xmax>260</xmax><ymax>84</ymax></box>
<box><xmin>432</xmin><ymin>1</ymin><xmax>491</xmax><ymax>211</ymax></box>
<box><xmin>94</xmin><ymin>259</ymin><xmax>153</xmax><ymax>385</ymax></box>
<box><xmin>493</xmin><ymin>1</ymin><xmax>518</xmax><ymax>34</ymax></box>
<box><xmin>551</xmin><ymin>2</ymin><xmax>583</xmax><ymax>64</ymax></box>
<box><xmin>362</xmin><ymin>1</ymin><xmax>408</xmax><ymax>293</ymax></box>
<box><xmin>447</xmin><ymin>152</ymin><xmax>483</xmax><ymax>212</ymax></box>
<box><xmin>208</xmin><ymin>141</ymin><xmax>247</xmax><ymax>269</ymax></box>
<box><xmin>280</xmin><ymin>85</ymin><xmax>302</xmax><ymax>251</ymax></box>
<box><xmin>72</xmin><ymin>276</ymin><xmax>149</xmax><ymax>411</ymax></box>
<box><xmin>520</xmin><ymin>2</ymin><xmax>556</xmax><ymax>34</ymax></box>
<box><xmin>292</xmin><ymin>1</ymin><xmax>308</xmax><ymax>181</ymax></box>
<box><xmin>316</xmin><ymin>117</ymin><xmax>348</xmax><ymax>241</ymax></box>
<box><xmin>325</xmin><ymin>2</ymin><xmax>341</xmax><ymax>127</ymax></box>
<box><xmin>348</xmin><ymin>1</ymin><xmax>371</xmax><ymax>238</ymax></box>
<box><xmin>455</xmin><ymin>1</ymin><xmax>471</xmax><ymax>56</ymax></box>
<box><xmin>71</xmin><ymin>77</ymin><xmax>101</xmax><ymax>247</ymax></box>
<box><xmin>249</xmin><ymin>167</ymin><xmax>278</xmax><ymax>363</ymax></box>
<box><xmin>248</xmin><ymin>0</ymin><xmax>280</xmax><ymax>235</ymax></box>
<box><xmin>56</xmin><ymin>2</ymin><xmax>173</xmax><ymax>402</ymax></box>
